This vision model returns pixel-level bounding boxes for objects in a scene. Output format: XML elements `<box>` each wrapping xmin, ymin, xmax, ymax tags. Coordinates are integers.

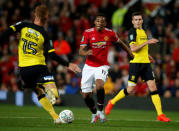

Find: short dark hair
<box><xmin>96</xmin><ymin>13</ymin><xmax>106</xmax><ymax>20</ymax></box>
<box><xmin>132</xmin><ymin>12</ymin><xmax>142</xmax><ymax>18</ymax></box>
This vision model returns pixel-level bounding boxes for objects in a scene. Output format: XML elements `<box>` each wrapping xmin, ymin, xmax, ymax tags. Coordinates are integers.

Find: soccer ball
<box><xmin>59</xmin><ymin>109</ymin><xmax>74</xmax><ymax>123</ymax></box>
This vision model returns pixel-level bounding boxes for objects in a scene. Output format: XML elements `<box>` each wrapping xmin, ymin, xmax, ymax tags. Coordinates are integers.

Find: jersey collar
<box><xmin>94</xmin><ymin>27</ymin><xmax>105</xmax><ymax>33</ymax></box>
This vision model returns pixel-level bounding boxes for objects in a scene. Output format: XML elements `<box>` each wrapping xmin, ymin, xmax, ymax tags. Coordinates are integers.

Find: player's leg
<box><xmin>19</xmin><ymin>66</ymin><xmax>61</xmax><ymax>124</ymax></box>
<box><xmin>105</xmin><ymin>86</ymin><xmax>135</xmax><ymax>115</ymax></box>
<box><xmin>35</xmin><ymin>86</ymin><xmax>61</xmax><ymax>124</ymax></box>
<box><xmin>94</xmin><ymin>65</ymin><xmax>109</xmax><ymax>122</ymax></box>
<box><xmin>95</xmin><ymin>79</ymin><xmax>106</xmax><ymax>122</ymax></box>
<box><xmin>81</xmin><ymin>64</ymin><xmax>98</xmax><ymax>123</ymax></box>
<box><xmin>143</xmin><ymin>64</ymin><xmax>170</xmax><ymax>122</ymax></box>
<box><xmin>37</xmin><ymin>66</ymin><xmax>59</xmax><ymax>105</ymax></box>
<box><xmin>147</xmin><ymin>80</ymin><xmax>171</xmax><ymax>122</ymax></box>
<box><xmin>105</xmin><ymin>63</ymin><xmax>138</xmax><ymax>115</ymax></box>
<box><xmin>42</xmin><ymin>83</ymin><xmax>59</xmax><ymax>105</ymax></box>
<box><xmin>82</xmin><ymin>92</ymin><xmax>98</xmax><ymax>123</ymax></box>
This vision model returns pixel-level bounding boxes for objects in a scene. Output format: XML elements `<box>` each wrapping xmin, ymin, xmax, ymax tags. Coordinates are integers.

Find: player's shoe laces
<box><xmin>105</xmin><ymin>100</ymin><xmax>114</xmax><ymax>115</ymax></box>
<box><xmin>54</xmin><ymin>118</ymin><xmax>62</xmax><ymax>124</ymax></box>
<box><xmin>91</xmin><ymin>113</ymin><xmax>98</xmax><ymax>123</ymax></box>
<box><xmin>45</xmin><ymin>87</ymin><xmax>56</xmax><ymax>105</ymax></box>
<box><xmin>157</xmin><ymin>114</ymin><xmax>171</xmax><ymax>122</ymax></box>
<box><xmin>97</xmin><ymin>111</ymin><xmax>106</xmax><ymax>123</ymax></box>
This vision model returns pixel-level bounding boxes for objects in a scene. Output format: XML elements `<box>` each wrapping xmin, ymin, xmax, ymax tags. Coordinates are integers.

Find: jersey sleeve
<box><xmin>9</xmin><ymin>21</ymin><xmax>26</xmax><ymax>33</ymax></box>
<box><xmin>111</xmin><ymin>30</ymin><xmax>119</xmax><ymax>43</ymax></box>
<box><xmin>80</xmin><ymin>31</ymin><xmax>89</xmax><ymax>46</ymax></box>
<box><xmin>128</xmin><ymin>28</ymin><xmax>137</xmax><ymax>45</ymax></box>
<box><xmin>44</xmin><ymin>34</ymin><xmax>55</xmax><ymax>53</ymax></box>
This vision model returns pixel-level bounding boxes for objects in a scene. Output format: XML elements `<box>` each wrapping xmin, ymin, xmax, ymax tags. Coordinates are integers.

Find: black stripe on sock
<box><xmin>150</xmin><ymin>90</ymin><xmax>159</xmax><ymax>95</ymax></box>
<box><xmin>38</xmin><ymin>94</ymin><xmax>46</xmax><ymax>100</ymax></box>
<box><xmin>97</xmin><ymin>88</ymin><xmax>105</xmax><ymax>111</ymax></box>
<box><xmin>124</xmin><ymin>88</ymin><xmax>129</xmax><ymax>96</ymax></box>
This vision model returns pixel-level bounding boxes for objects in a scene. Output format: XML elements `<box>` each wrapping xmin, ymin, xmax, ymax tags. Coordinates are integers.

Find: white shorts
<box><xmin>81</xmin><ymin>64</ymin><xmax>110</xmax><ymax>93</ymax></box>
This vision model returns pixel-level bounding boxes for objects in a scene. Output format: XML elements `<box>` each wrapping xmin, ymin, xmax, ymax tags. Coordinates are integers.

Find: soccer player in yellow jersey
<box><xmin>105</xmin><ymin>12</ymin><xmax>171</xmax><ymax>122</ymax></box>
<box><xmin>0</xmin><ymin>5</ymin><xmax>81</xmax><ymax>124</ymax></box>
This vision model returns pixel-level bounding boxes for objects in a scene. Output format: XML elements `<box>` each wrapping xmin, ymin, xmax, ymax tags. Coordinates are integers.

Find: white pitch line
<box><xmin>0</xmin><ymin>116</ymin><xmax>179</xmax><ymax>123</ymax></box>
<box><xmin>0</xmin><ymin>116</ymin><xmax>42</xmax><ymax>119</ymax></box>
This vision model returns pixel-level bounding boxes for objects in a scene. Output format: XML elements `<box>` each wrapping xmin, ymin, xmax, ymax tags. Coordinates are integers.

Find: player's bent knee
<box><xmin>38</xmin><ymin>94</ymin><xmax>46</xmax><ymax>100</ymax></box>
<box><xmin>82</xmin><ymin>92</ymin><xmax>92</xmax><ymax>99</ymax></box>
<box><xmin>127</xmin><ymin>86</ymin><xmax>135</xmax><ymax>94</ymax></box>
<box><xmin>95</xmin><ymin>80</ymin><xmax>104</xmax><ymax>90</ymax></box>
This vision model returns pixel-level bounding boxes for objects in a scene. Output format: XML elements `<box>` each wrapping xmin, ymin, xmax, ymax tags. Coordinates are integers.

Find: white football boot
<box><xmin>97</xmin><ymin>111</ymin><xmax>106</xmax><ymax>123</ymax></box>
<box><xmin>91</xmin><ymin>113</ymin><xmax>98</xmax><ymax>123</ymax></box>
<box><xmin>54</xmin><ymin>118</ymin><xmax>62</xmax><ymax>124</ymax></box>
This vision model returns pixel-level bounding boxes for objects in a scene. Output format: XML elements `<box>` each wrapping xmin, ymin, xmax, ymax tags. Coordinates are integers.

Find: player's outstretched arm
<box><xmin>130</xmin><ymin>38</ymin><xmax>159</xmax><ymax>52</ymax></box>
<box><xmin>117</xmin><ymin>39</ymin><xmax>134</xmax><ymax>60</ymax></box>
<box><xmin>68</xmin><ymin>63</ymin><xmax>81</xmax><ymax>73</ymax></box>
<box><xmin>79</xmin><ymin>46</ymin><xmax>93</xmax><ymax>56</ymax></box>
<box><xmin>48</xmin><ymin>52</ymin><xmax>81</xmax><ymax>73</ymax></box>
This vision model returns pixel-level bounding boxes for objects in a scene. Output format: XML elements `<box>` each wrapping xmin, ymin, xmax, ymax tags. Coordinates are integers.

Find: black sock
<box><xmin>84</xmin><ymin>97</ymin><xmax>97</xmax><ymax>114</ymax></box>
<box><xmin>97</xmin><ymin>88</ymin><xmax>105</xmax><ymax>111</ymax></box>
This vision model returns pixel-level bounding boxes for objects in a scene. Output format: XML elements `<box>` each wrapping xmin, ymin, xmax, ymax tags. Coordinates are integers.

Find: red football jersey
<box><xmin>80</xmin><ymin>27</ymin><xmax>119</xmax><ymax>67</ymax></box>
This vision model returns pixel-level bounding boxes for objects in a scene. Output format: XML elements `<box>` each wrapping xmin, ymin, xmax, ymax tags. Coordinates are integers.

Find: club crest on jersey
<box><xmin>104</xmin><ymin>36</ymin><xmax>109</xmax><ymax>41</ymax></box>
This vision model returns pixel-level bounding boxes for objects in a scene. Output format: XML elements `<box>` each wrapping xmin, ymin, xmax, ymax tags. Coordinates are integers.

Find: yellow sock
<box><xmin>111</xmin><ymin>89</ymin><xmax>126</xmax><ymax>105</ymax></box>
<box><xmin>51</xmin><ymin>88</ymin><xmax>59</xmax><ymax>98</ymax></box>
<box><xmin>151</xmin><ymin>94</ymin><xmax>163</xmax><ymax>116</ymax></box>
<box><xmin>39</xmin><ymin>96</ymin><xmax>59</xmax><ymax>120</ymax></box>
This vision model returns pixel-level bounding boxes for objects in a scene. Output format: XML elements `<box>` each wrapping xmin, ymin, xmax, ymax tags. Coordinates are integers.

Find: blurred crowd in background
<box><xmin>0</xmin><ymin>0</ymin><xmax>179</xmax><ymax>98</ymax></box>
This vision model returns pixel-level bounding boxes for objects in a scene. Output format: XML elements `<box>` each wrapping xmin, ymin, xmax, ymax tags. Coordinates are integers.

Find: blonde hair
<box><xmin>35</xmin><ymin>5</ymin><xmax>49</xmax><ymax>24</ymax></box>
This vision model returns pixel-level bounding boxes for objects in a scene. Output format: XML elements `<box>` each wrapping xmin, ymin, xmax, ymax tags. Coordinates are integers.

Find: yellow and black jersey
<box><xmin>128</xmin><ymin>27</ymin><xmax>150</xmax><ymax>63</ymax></box>
<box><xmin>9</xmin><ymin>21</ymin><xmax>55</xmax><ymax>67</ymax></box>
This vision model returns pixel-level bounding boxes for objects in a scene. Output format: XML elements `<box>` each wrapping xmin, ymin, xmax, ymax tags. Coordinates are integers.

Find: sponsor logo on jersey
<box><xmin>28</xmin><ymin>29</ymin><xmax>39</xmax><ymax>37</ymax></box>
<box><xmin>92</xmin><ymin>41</ymin><xmax>107</xmax><ymax>48</ymax></box>
<box><xmin>140</xmin><ymin>37</ymin><xmax>148</xmax><ymax>40</ymax></box>
<box><xmin>44</xmin><ymin>76</ymin><xmax>54</xmax><ymax>81</ymax></box>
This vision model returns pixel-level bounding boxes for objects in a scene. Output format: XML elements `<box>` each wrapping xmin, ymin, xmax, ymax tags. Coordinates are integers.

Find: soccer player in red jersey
<box><xmin>79</xmin><ymin>14</ymin><xmax>134</xmax><ymax>123</ymax></box>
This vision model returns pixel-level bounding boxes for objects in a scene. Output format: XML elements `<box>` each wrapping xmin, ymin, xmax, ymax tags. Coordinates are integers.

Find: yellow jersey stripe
<box><xmin>37</xmin><ymin>81</ymin><xmax>55</xmax><ymax>85</ymax></box>
<box><xmin>10</xmin><ymin>25</ymin><xmax>16</xmax><ymax>32</ymax></box>
<box><xmin>128</xmin><ymin>80</ymin><xmax>136</xmax><ymax>84</ymax></box>
<box><xmin>48</xmin><ymin>49</ymin><xmax>55</xmax><ymax>53</ymax></box>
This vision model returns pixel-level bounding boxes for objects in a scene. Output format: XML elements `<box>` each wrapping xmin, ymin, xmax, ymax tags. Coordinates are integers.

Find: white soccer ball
<box><xmin>59</xmin><ymin>109</ymin><xmax>74</xmax><ymax>123</ymax></box>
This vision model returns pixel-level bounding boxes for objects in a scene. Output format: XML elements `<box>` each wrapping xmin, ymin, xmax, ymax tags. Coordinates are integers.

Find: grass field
<box><xmin>0</xmin><ymin>104</ymin><xmax>179</xmax><ymax>131</ymax></box>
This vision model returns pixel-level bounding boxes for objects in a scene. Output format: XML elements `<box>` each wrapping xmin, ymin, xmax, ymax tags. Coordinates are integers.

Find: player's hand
<box><xmin>87</xmin><ymin>49</ymin><xmax>93</xmax><ymax>55</ymax></box>
<box><xmin>68</xmin><ymin>63</ymin><xmax>81</xmax><ymax>73</ymax></box>
<box><xmin>128</xmin><ymin>51</ymin><xmax>134</xmax><ymax>60</ymax></box>
<box><xmin>86</xmin><ymin>49</ymin><xmax>93</xmax><ymax>55</ymax></box>
<box><xmin>148</xmin><ymin>38</ymin><xmax>159</xmax><ymax>45</ymax></box>
<box><xmin>149</xmin><ymin>55</ymin><xmax>155</xmax><ymax>63</ymax></box>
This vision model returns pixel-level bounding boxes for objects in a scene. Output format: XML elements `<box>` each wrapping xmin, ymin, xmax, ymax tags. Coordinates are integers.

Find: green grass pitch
<box><xmin>0</xmin><ymin>104</ymin><xmax>179</xmax><ymax>131</ymax></box>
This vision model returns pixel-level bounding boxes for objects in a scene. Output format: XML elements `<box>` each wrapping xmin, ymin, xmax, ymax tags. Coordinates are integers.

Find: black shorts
<box><xmin>20</xmin><ymin>65</ymin><xmax>55</xmax><ymax>89</ymax></box>
<box><xmin>128</xmin><ymin>63</ymin><xmax>154</xmax><ymax>84</ymax></box>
